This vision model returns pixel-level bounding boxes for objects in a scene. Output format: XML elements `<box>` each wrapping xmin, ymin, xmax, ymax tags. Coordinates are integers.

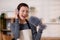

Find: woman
<box><xmin>10</xmin><ymin>3</ymin><xmax>46</xmax><ymax>40</ymax></box>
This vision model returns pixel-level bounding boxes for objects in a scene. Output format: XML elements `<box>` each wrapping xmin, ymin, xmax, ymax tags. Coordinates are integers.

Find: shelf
<box><xmin>1</xmin><ymin>29</ymin><xmax>11</xmax><ymax>32</ymax></box>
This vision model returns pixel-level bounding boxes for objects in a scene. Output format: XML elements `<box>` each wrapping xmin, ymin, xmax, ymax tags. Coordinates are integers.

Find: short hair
<box><xmin>17</xmin><ymin>3</ymin><xmax>29</xmax><ymax>11</ymax></box>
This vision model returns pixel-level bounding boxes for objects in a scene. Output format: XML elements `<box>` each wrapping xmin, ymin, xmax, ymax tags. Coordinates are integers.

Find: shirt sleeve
<box><xmin>10</xmin><ymin>22</ymin><xmax>20</xmax><ymax>40</ymax></box>
<box><xmin>33</xmin><ymin>20</ymin><xmax>46</xmax><ymax>40</ymax></box>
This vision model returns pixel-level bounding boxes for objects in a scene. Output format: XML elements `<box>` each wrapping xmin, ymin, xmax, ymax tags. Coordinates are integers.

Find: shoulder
<box><xmin>27</xmin><ymin>20</ymin><xmax>36</xmax><ymax>29</ymax></box>
<box><xmin>10</xmin><ymin>19</ymin><xmax>19</xmax><ymax>27</ymax></box>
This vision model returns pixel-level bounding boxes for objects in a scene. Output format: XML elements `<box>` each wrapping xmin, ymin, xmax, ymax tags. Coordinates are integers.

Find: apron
<box><xmin>18</xmin><ymin>20</ymin><xmax>33</xmax><ymax>40</ymax></box>
<box><xmin>19</xmin><ymin>29</ymin><xmax>32</xmax><ymax>40</ymax></box>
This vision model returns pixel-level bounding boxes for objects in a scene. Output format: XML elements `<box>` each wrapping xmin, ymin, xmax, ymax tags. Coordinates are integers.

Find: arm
<box><xmin>10</xmin><ymin>23</ymin><xmax>15</xmax><ymax>40</ymax></box>
<box><xmin>34</xmin><ymin>20</ymin><xmax>46</xmax><ymax>40</ymax></box>
<box><xmin>29</xmin><ymin>16</ymin><xmax>46</xmax><ymax>40</ymax></box>
<box><xmin>10</xmin><ymin>19</ymin><xmax>20</xmax><ymax>40</ymax></box>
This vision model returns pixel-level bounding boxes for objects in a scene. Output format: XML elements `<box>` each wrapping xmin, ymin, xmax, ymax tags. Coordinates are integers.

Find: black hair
<box><xmin>17</xmin><ymin>3</ymin><xmax>29</xmax><ymax>11</ymax></box>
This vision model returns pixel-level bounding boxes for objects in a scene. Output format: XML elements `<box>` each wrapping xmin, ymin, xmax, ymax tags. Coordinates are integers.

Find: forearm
<box><xmin>10</xmin><ymin>23</ymin><xmax>20</xmax><ymax>40</ymax></box>
<box><xmin>34</xmin><ymin>24</ymin><xmax>46</xmax><ymax>40</ymax></box>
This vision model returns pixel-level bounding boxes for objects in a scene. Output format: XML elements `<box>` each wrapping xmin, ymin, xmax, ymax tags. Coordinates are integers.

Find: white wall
<box><xmin>0</xmin><ymin>0</ymin><xmax>60</xmax><ymax>37</ymax></box>
<box><xmin>42</xmin><ymin>24</ymin><xmax>60</xmax><ymax>37</ymax></box>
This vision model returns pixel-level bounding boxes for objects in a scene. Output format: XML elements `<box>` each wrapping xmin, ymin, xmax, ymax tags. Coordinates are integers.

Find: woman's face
<box><xmin>18</xmin><ymin>6</ymin><xmax>29</xmax><ymax>20</ymax></box>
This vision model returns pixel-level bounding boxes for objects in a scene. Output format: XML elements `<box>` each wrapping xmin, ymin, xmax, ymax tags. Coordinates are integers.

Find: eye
<box><xmin>22</xmin><ymin>10</ymin><xmax>25</xmax><ymax>12</ymax></box>
<box><xmin>26</xmin><ymin>10</ymin><xmax>29</xmax><ymax>13</ymax></box>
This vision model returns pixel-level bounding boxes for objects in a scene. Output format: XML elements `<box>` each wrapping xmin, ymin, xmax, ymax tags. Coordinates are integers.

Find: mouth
<box><xmin>22</xmin><ymin>15</ymin><xmax>26</xmax><ymax>18</ymax></box>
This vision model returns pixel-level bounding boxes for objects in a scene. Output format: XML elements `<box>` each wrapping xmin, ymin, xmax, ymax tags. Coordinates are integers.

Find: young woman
<box><xmin>10</xmin><ymin>3</ymin><xmax>46</xmax><ymax>40</ymax></box>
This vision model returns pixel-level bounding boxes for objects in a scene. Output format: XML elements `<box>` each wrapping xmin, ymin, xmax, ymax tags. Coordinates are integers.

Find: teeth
<box><xmin>21</xmin><ymin>15</ymin><xmax>26</xmax><ymax>18</ymax></box>
<box><xmin>22</xmin><ymin>16</ymin><xmax>24</xmax><ymax>17</ymax></box>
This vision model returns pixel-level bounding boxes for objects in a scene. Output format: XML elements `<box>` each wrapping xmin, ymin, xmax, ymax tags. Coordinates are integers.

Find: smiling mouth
<box><xmin>22</xmin><ymin>15</ymin><xmax>26</xmax><ymax>18</ymax></box>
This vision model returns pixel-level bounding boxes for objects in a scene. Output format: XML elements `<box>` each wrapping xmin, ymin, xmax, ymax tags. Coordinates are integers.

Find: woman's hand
<box><xmin>14</xmin><ymin>9</ymin><xmax>18</xmax><ymax>19</ymax></box>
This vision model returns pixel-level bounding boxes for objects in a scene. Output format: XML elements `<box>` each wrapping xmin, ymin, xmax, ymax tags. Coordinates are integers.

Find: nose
<box><xmin>23</xmin><ymin>11</ymin><xmax>28</xmax><ymax>16</ymax></box>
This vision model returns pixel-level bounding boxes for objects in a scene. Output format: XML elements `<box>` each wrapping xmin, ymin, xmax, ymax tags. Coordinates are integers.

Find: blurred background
<box><xmin>0</xmin><ymin>0</ymin><xmax>60</xmax><ymax>40</ymax></box>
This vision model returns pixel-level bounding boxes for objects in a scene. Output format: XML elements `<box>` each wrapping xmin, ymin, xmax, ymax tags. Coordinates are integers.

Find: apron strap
<box><xmin>25</xmin><ymin>19</ymin><xmax>31</xmax><ymax>29</ymax></box>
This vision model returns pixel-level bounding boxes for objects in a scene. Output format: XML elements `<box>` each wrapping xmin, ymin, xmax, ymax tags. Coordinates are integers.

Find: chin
<box><xmin>21</xmin><ymin>18</ymin><xmax>25</xmax><ymax>20</ymax></box>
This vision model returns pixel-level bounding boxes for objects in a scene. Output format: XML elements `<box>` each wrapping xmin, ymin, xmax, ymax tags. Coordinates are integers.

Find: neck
<box><xmin>19</xmin><ymin>19</ymin><xmax>26</xmax><ymax>24</ymax></box>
